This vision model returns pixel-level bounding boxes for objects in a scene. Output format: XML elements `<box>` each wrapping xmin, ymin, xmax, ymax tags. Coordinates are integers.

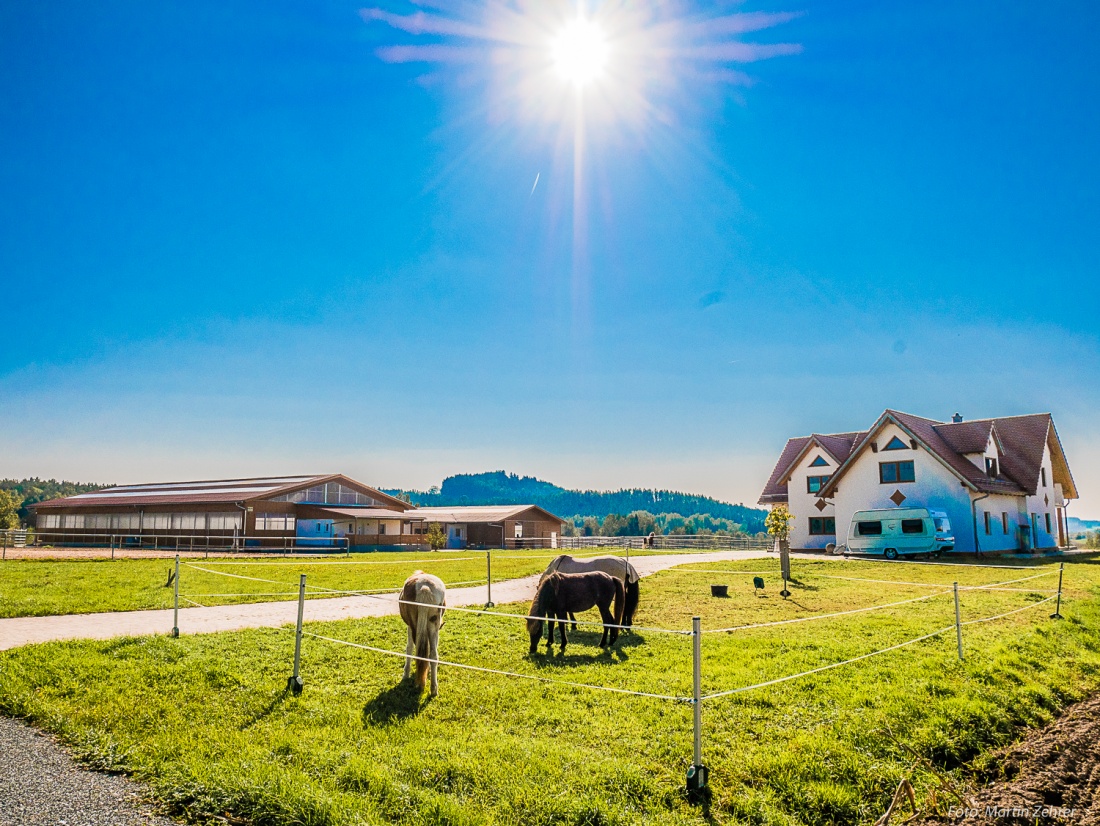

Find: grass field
<box><xmin>1</xmin><ymin>556</ymin><xmax>1099</xmax><ymax>825</ymax></box>
<box><xmin>0</xmin><ymin>550</ymin><xmax>610</xmax><ymax>618</ymax></box>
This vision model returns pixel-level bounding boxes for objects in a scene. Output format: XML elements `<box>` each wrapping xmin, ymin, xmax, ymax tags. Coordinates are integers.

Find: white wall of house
<box><xmin>831</xmin><ymin>423</ymin><xmax>976</xmax><ymax>553</ymax></box>
<box><xmin>786</xmin><ymin>447</ymin><xmax>838</xmax><ymax>549</ymax></box>
<box><xmin>1024</xmin><ymin>441</ymin><xmax>1059</xmax><ymax>549</ymax></box>
<box><xmin>972</xmin><ymin>493</ymin><xmax>1025</xmax><ymax>553</ymax></box>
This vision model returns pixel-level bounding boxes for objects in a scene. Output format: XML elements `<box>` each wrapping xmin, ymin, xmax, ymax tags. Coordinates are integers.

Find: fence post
<box><xmin>110</xmin><ymin>535</ymin><xmax>115</xmax><ymax>561</ymax></box>
<box><xmin>172</xmin><ymin>554</ymin><xmax>180</xmax><ymax>638</ymax></box>
<box><xmin>288</xmin><ymin>574</ymin><xmax>306</xmax><ymax>695</ymax></box>
<box><xmin>1051</xmin><ymin>563</ymin><xmax>1064</xmax><ymax>619</ymax></box>
<box><xmin>485</xmin><ymin>550</ymin><xmax>494</xmax><ymax>608</ymax></box>
<box><xmin>953</xmin><ymin>581</ymin><xmax>963</xmax><ymax>661</ymax></box>
<box><xmin>686</xmin><ymin>615</ymin><xmax>709</xmax><ymax>803</ymax></box>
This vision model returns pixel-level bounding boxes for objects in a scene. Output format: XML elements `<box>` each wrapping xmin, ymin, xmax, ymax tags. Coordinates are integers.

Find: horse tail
<box><xmin>624</xmin><ymin>579</ymin><xmax>640</xmax><ymax>627</ymax></box>
<box><xmin>414</xmin><ymin>584</ymin><xmax>432</xmax><ymax>688</ymax></box>
<box><xmin>612</xmin><ymin>576</ymin><xmax>625</xmax><ymax>628</ymax></box>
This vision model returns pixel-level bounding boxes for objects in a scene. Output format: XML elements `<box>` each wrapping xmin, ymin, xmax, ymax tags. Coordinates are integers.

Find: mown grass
<box><xmin>0</xmin><ymin>550</ymin><xmax>604</xmax><ymax>618</ymax></box>
<box><xmin>1</xmin><ymin>556</ymin><xmax>1098</xmax><ymax>825</ymax></box>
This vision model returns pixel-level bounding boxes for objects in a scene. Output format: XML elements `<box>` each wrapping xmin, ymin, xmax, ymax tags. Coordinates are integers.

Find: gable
<box><xmin>809</xmin><ymin>455</ymin><xmax>830</xmax><ymax>467</ymax></box>
<box><xmin>883</xmin><ymin>436</ymin><xmax>909</xmax><ymax>451</ymax></box>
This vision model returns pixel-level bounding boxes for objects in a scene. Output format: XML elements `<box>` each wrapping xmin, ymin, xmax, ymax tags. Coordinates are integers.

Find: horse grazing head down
<box><xmin>526</xmin><ymin>573</ymin><xmax>558</xmax><ymax>652</ymax></box>
<box><xmin>399</xmin><ymin>571</ymin><xmax>447</xmax><ymax>696</ymax></box>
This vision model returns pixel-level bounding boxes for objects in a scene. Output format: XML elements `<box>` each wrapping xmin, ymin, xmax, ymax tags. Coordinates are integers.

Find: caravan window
<box><xmin>857</xmin><ymin>521</ymin><xmax>882</xmax><ymax>535</ymax></box>
<box><xmin>901</xmin><ymin>519</ymin><xmax>925</xmax><ymax>534</ymax></box>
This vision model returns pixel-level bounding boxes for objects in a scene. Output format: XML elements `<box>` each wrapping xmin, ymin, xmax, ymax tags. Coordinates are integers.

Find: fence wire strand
<box><xmin>301</xmin><ymin>631</ymin><xmax>689</xmax><ymax>701</ymax></box>
<box><xmin>701</xmin><ymin>590</ymin><xmax>952</xmax><ymax>634</ymax></box>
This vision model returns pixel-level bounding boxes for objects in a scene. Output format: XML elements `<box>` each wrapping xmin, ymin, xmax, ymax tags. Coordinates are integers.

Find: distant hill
<box><xmin>385</xmin><ymin>471</ymin><xmax>768</xmax><ymax>533</ymax></box>
<box><xmin>1068</xmin><ymin>517</ymin><xmax>1100</xmax><ymax>534</ymax></box>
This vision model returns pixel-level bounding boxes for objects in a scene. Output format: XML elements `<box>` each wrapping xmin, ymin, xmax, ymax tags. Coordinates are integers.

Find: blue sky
<box><xmin>1</xmin><ymin>1</ymin><xmax>1098</xmax><ymax>514</ymax></box>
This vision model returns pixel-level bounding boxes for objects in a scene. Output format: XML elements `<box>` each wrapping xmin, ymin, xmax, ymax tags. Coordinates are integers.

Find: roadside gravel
<box><xmin>0</xmin><ymin>716</ymin><xmax>176</xmax><ymax>826</ymax></box>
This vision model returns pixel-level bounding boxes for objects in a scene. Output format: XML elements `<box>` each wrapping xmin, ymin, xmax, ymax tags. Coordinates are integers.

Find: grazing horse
<box><xmin>527</xmin><ymin>571</ymin><xmax>624</xmax><ymax>654</ymax></box>
<box><xmin>399</xmin><ymin>571</ymin><xmax>446</xmax><ymax>697</ymax></box>
<box><xmin>539</xmin><ymin>555</ymin><xmax>640</xmax><ymax>629</ymax></box>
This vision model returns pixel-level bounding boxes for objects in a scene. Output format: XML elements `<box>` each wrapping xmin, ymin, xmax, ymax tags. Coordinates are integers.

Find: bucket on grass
<box><xmin>710</xmin><ymin>584</ymin><xmax>728</xmax><ymax>598</ymax></box>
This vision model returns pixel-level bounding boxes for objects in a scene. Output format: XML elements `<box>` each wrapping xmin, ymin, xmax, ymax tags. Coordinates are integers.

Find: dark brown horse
<box><xmin>527</xmin><ymin>571</ymin><xmax>624</xmax><ymax>654</ymax></box>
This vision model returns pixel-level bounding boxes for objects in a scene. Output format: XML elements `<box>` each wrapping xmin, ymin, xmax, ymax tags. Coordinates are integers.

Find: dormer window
<box><xmin>884</xmin><ymin>436</ymin><xmax>908</xmax><ymax>451</ymax></box>
<box><xmin>809</xmin><ymin>455</ymin><xmax>829</xmax><ymax>467</ymax></box>
<box><xmin>985</xmin><ymin>457</ymin><xmax>998</xmax><ymax>477</ymax></box>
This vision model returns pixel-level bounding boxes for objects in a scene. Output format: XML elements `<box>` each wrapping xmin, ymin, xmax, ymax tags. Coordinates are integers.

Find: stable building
<box><xmin>31</xmin><ymin>474</ymin><xmax>566</xmax><ymax>551</ymax></box>
<box><xmin>407</xmin><ymin>505</ymin><xmax>566</xmax><ymax>550</ymax></box>
<box><xmin>759</xmin><ymin>410</ymin><xmax>1078</xmax><ymax>554</ymax></box>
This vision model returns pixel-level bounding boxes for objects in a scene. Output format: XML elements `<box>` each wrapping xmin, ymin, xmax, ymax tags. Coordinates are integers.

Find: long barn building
<box><xmin>31</xmin><ymin>474</ymin><xmax>566</xmax><ymax>551</ymax></box>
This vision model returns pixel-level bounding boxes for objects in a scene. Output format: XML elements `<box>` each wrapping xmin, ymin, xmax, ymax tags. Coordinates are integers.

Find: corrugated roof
<box><xmin>32</xmin><ymin>474</ymin><xmax>410</xmax><ymax>510</ymax></box>
<box><xmin>409</xmin><ymin>505</ymin><xmax>563</xmax><ymax>524</ymax></box>
<box><xmin>315</xmin><ymin>507</ymin><xmax>422</xmax><ymax>520</ymax></box>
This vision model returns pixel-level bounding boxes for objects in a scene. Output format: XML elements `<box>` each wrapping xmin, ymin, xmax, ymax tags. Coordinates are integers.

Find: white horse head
<box><xmin>399</xmin><ymin>571</ymin><xmax>446</xmax><ymax>696</ymax></box>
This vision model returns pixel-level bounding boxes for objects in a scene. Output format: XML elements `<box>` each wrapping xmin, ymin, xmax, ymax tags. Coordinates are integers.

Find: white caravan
<box><xmin>844</xmin><ymin>508</ymin><xmax>954</xmax><ymax>559</ymax></box>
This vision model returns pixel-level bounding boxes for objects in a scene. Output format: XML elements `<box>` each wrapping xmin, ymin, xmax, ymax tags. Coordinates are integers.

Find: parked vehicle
<box><xmin>843</xmin><ymin>508</ymin><xmax>954</xmax><ymax>559</ymax></box>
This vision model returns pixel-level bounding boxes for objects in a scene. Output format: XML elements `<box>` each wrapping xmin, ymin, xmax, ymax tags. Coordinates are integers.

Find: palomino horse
<box><xmin>539</xmin><ymin>555</ymin><xmax>640</xmax><ymax>629</ymax></box>
<box><xmin>527</xmin><ymin>571</ymin><xmax>624</xmax><ymax>654</ymax></box>
<box><xmin>399</xmin><ymin>571</ymin><xmax>446</xmax><ymax>696</ymax></box>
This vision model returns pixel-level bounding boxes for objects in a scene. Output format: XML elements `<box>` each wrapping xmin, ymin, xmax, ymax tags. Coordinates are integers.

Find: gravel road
<box><xmin>0</xmin><ymin>716</ymin><xmax>176</xmax><ymax>826</ymax></box>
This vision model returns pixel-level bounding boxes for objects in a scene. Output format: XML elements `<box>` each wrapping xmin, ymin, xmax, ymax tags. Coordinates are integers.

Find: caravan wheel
<box><xmin>884</xmin><ymin>548</ymin><xmax>899</xmax><ymax>560</ymax></box>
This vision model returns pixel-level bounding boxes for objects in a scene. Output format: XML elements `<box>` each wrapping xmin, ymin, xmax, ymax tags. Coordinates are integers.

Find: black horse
<box><xmin>527</xmin><ymin>571</ymin><xmax>624</xmax><ymax>654</ymax></box>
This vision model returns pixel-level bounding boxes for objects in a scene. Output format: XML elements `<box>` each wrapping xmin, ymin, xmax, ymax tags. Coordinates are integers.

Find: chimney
<box><xmin>952</xmin><ymin>412</ymin><xmax>963</xmax><ymax>423</ymax></box>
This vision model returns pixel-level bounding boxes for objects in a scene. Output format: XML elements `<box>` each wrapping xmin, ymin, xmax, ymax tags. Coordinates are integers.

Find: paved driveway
<box><xmin>0</xmin><ymin>551</ymin><xmax>780</xmax><ymax>650</ymax></box>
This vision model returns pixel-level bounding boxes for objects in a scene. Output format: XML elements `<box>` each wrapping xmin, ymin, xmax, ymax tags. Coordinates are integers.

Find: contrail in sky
<box><xmin>530</xmin><ymin>172</ymin><xmax>540</xmax><ymax>195</ymax></box>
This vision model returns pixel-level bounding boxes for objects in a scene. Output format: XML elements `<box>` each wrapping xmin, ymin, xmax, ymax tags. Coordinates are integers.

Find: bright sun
<box><xmin>551</xmin><ymin>18</ymin><xmax>609</xmax><ymax>87</ymax></box>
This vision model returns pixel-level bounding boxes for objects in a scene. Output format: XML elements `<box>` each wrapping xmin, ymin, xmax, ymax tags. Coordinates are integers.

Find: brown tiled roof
<box><xmin>757</xmin><ymin>431</ymin><xmax>866</xmax><ymax>505</ymax></box>
<box><xmin>934</xmin><ymin>420</ymin><xmax>994</xmax><ymax>455</ymax></box>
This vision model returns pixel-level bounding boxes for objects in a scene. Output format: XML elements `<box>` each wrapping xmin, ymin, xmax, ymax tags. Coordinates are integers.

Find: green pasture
<box><xmin>0</xmin><ymin>550</ymin><xmax>607</xmax><ymax>618</ymax></box>
<box><xmin>1</xmin><ymin>556</ymin><xmax>1098</xmax><ymax>825</ymax></box>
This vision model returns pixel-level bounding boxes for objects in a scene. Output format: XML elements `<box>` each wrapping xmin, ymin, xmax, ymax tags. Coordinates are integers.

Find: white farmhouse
<box><xmin>758</xmin><ymin>410</ymin><xmax>1078</xmax><ymax>554</ymax></box>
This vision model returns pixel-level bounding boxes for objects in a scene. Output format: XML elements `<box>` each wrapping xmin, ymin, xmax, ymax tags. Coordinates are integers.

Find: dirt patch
<box><xmin>914</xmin><ymin>694</ymin><xmax>1100</xmax><ymax>826</ymax></box>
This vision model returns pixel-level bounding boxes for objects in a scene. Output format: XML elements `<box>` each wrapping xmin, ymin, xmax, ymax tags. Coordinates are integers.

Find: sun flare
<box><xmin>551</xmin><ymin>18</ymin><xmax>608</xmax><ymax>87</ymax></box>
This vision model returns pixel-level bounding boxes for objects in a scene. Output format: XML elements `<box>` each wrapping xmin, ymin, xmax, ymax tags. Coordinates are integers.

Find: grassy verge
<box><xmin>1</xmin><ymin>557</ymin><xmax>1098</xmax><ymax>825</ymax></box>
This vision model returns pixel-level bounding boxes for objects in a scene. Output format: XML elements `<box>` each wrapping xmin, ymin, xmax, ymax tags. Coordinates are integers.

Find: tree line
<box><xmin>0</xmin><ymin>478</ymin><xmax>108</xmax><ymax>528</ymax></box>
<box><xmin>562</xmin><ymin>510</ymin><xmax>767</xmax><ymax>538</ymax></box>
<box><xmin>385</xmin><ymin>470</ymin><xmax>768</xmax><ymax>535</ymax></box>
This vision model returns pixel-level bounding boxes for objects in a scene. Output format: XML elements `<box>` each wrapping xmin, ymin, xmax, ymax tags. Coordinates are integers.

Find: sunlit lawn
<box><xmin>1</xmin><ymin>556</ymin><xmax>1098</xmax><ymax>825</ymax></box>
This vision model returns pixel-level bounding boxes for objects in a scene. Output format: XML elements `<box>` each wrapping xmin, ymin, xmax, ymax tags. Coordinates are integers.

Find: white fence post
<box><xmin>1051</xmin><ymin>563</ymin><xmax>1064</xmax><ymax>619</ymax></box>
<box><xmin>288</xmin><ymin>574</ymin><xmax>306</xmax><ymax>694</ymax></box>
<box><xmin>485</xmin><ymin>550</ymin><xmax>494</xmax><ymax>607</ymax></box>
<box><xmin>687</xmin><ymin>615</ymin><xmax>709</xmax><ymax>803</ymax></box>
<box><xmin>171</xmin><ymin>554</ymin><xmax>180</xmax><ymax>638</ymax></box>
<box><xmin>953</xmin><ymin>581</ymin><xmax>963</xmax><ymax>660</ymax></box>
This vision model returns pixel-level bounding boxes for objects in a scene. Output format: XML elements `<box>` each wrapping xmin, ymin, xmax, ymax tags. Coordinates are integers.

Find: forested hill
<box><xmin>1</xmin><ymin>478</ymin><xmax>108</xmax><ymax>525</ymax></box>
<box><xmin>385</xmin><ymin>471</ymin><xmax>767</xmax><ymax>533</ymax></box>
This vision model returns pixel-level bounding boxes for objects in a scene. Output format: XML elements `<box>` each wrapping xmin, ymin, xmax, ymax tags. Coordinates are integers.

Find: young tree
<box><xmin>765</xmin><ymin>505</ymin><xmax>794</xmax><ymax>581</ymax></box>
<box><xmin>425</xmin><ymin>523</ymin><xmax>447</xmax><ymax>551</ymax></box>
<box><xmin>0</xmin><ymin>489</ymin><xmax>21</xmax><ymax>530</ymax></box>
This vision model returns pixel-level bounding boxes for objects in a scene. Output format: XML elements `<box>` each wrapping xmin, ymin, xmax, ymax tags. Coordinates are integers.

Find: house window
<box><xmin>806</xmin><ymin>475</ymin><xmax>831</xmax><ymax>494</ymax></box>
<box><xmin>809</xmin><ymin>517</ymin><xmax>836</xmax><ymax>535</ymax></box>
<box><xmin>38</xmin><ymin>513</ymin><xmax>60</xmax><ymax>529</ymax></box>
<box><xmin>879</xmin><ymin>461</ymin><xmax>915</xmax><ymax>484</ymax></box>
<box><xmin>379</xmin><ymin>523</ymin><xmax>386</xmax><ymax>535</ymax></box>
<box><xmin>1041</xmin><ymin>467</ymin><xmax>1047</xmax><ymax>487</ymax></box>
<box><xmin>983</xmin><ymin>512</ymin><xmax>991</xmax><ymax>535</ymax></box>
<box><xmin>1002</xmin><ymin>513</ymin><xmax>1009</xmax><ymax>534</ymax></box>
<box><xmin>857</xmin><ymin>521</ymin><xmax>883</xmax><ymax>536</ymax></box>
<box><xmin>985</xmin><ymin>457</ymin><xmax>998</xmax><ymax>477</ymax></box>
<box><xmin>884</xmin><ymin>436</ymin><xmax>908</xmax><ymax>451</ymax></box>
<box><xmin>809</xmin><ymin>455</ymin><xmax>829</xmax><ymax>467</ymax></box>
<box><xmin>902</xmin><ymin>519</ymin><xmax>925</xmax><ymax>535</ymax></box>
<box><xmin>1045</xmin><ymin>513</ymin><xmax>1051</xmax><ymax>534</ymax></box>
